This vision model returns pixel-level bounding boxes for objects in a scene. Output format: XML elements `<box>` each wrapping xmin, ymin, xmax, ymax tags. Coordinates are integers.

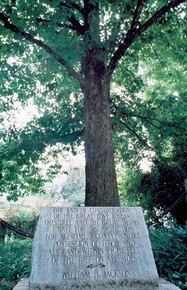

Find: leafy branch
<box><xmin>130</xmin><ymin>0</ymin><xmax>146</xmax><ymax>32</ymax></box>
<box><xmin>36</xmin><ymin>17</ymin><xmax>85</xmax><ymax>35</ymax></box>
<box><xmin>58</xmin><ymin>1</ymin><xmax>84</xmax><ymax>15</ymax></box>
<box><xmin>0</xmin><ymin>12</ymin><xmax>85</xmax><ymax>86</ymax></box>
<box><xmin>108</xmin><ymin>0</ymin><xmax>186</xmax><ymax>75</ymax></box>
<box><xmin>58</xmin><ymin>1</ymin><xmax>86</xmax><ymax>35</ymax></box>
<box><xmin>110</xmin><ymin>99</ymin><xmax>161</xmax><ymax>129</ymax></box>
<box><xmin>111</xmin><ymin>100</ymin><xmax>152</xmax><ymax>149</ymax></box>
<box><xmin>48</xmin><ymin>128</ymin><xmax>84</xmax><ymax>145</ymax></box>
<box><xmin>119</xmin><ymin>118</ymin><xmax>152</xmax><ymax>149</ymax></box>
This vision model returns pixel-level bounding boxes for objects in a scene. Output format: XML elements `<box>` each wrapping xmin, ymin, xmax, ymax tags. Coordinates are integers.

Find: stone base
<box><xmin>13</xmin><ymin>278</ymin><xmax>181</xmax><ymax>290</ymax></box>
<box><xmin>13</xmin><ymin>278</ymin><xmax>29</xmax><ymax>290</ymax></box>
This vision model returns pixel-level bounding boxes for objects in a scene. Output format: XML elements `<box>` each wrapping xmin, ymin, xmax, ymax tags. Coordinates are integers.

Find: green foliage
<box><xmin>61</xmin><ymin>166</ymin><xmax>85</xmax><ymax>206</ymax></box>
<box><xmin>150</xmin><ymin>224</ymin><xmax>187</xmax><ymax>290</ymax></box>
<box><xmin>4</xmin><ymin>206</ymin><xmax>39</xmax><ymax>236</ymax></box>
<box><xmin>119</xmin><ymin>168</ymin><xmax>154</xmax><ymax>220</ymax></box>
<box><xmin>0</xmin><ymin>110</ymin><xmax>84</xmax><ymax>199</ymax></box>
<box><xmin>119</xmin><ymin>161</ymin><xmax>187</xmax><ymax>225</ymax></box>
<box><xmin>0</xmin><ymin>0</ymin><xmax>186</xmax><ymax>201</ymax></box>
<box><xmin>0</xmin><ymin>205</ymin><xmax>36</xmax><ymax>288</ymax></box>
<box><xmin>0</xmin><ymin>239</ymin><xmax>32</xmax><ymax>290</ymax></box>
<box><xmin>67</xmin><ymin>192</ymin><xmax>85</xmax><ymax>207</ymax></box>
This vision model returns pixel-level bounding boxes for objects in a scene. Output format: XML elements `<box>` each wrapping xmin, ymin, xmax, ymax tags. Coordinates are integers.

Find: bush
<box><xmin>0</xmin><ymin>239</ymin><xmax>32</xmax><ymax>290</ymax></box>
<box><xmin>149</xmin><ymin>224</ymin><xmax>187</xmax><ymax>289</ymax></box>
<box><xmin>0</xmin><ymin>205</ymin><xmax>36</xmax><ymax>289</ymax></box>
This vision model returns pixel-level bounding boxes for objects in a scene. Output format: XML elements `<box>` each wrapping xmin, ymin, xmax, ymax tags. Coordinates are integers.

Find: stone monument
<box><xmin>29</xmin><ymin>207</ymin><xmax>159</xmax><ymax>290</ymax></box>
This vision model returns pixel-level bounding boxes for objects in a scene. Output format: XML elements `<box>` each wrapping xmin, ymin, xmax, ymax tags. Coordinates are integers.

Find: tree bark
<box><xmin>82</xmin><ymin>57</ymin><xmax>119</xmax><ymax>206</ymax></box>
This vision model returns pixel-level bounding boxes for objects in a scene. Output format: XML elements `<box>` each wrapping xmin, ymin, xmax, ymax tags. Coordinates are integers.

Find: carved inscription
<box><xmin>30</xmin><ymin>207</ymin><xmax>159</xmax><ymax>290</ymax></box>
<box><xmin>42</xmin><ymin>207</ymin><xmax>143</xmax><ymax>281</ymax></box>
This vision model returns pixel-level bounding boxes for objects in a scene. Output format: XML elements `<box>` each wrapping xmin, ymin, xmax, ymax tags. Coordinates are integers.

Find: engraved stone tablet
<box><xmin>29</xmin><ymin>207</ymin><xmax>159</xmax><ymax>290</ymax></box>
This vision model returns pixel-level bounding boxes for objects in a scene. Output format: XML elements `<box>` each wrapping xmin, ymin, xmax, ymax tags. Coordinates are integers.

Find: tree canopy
<box><xmin>0</xmin><ymin>0</ymin><xmax>186</xmax><ymax>206</ymax></box>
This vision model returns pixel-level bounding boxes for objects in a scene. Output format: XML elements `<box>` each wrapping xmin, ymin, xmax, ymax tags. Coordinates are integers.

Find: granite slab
<box><xmin>29</xmin><ymin>207</ymin><xmax>159</xmax><ymax>289</ymax></box>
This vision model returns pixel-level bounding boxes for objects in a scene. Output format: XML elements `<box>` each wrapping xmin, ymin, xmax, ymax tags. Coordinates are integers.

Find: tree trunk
<box><xmin>82</xmin><ymin>60</ymin><xmax>119</xmax><ymax>206</ymax></box>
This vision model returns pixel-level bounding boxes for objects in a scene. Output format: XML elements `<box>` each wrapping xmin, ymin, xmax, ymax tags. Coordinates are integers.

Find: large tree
<box><xmin>0</xmin><ymin>0</ymin><xmax>186</xmax><ymax>206</ymax></box>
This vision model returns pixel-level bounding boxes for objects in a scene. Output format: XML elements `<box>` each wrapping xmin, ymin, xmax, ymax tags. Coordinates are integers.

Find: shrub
<box><xmin>149</xmin><ymin>224</ymin><xmax>187</xmax><ymax>289</ymax></box>
<box><xmin>0</xmin><ymin>239</ymin><xmax>32</xmax><ymax>290</ymax></box>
